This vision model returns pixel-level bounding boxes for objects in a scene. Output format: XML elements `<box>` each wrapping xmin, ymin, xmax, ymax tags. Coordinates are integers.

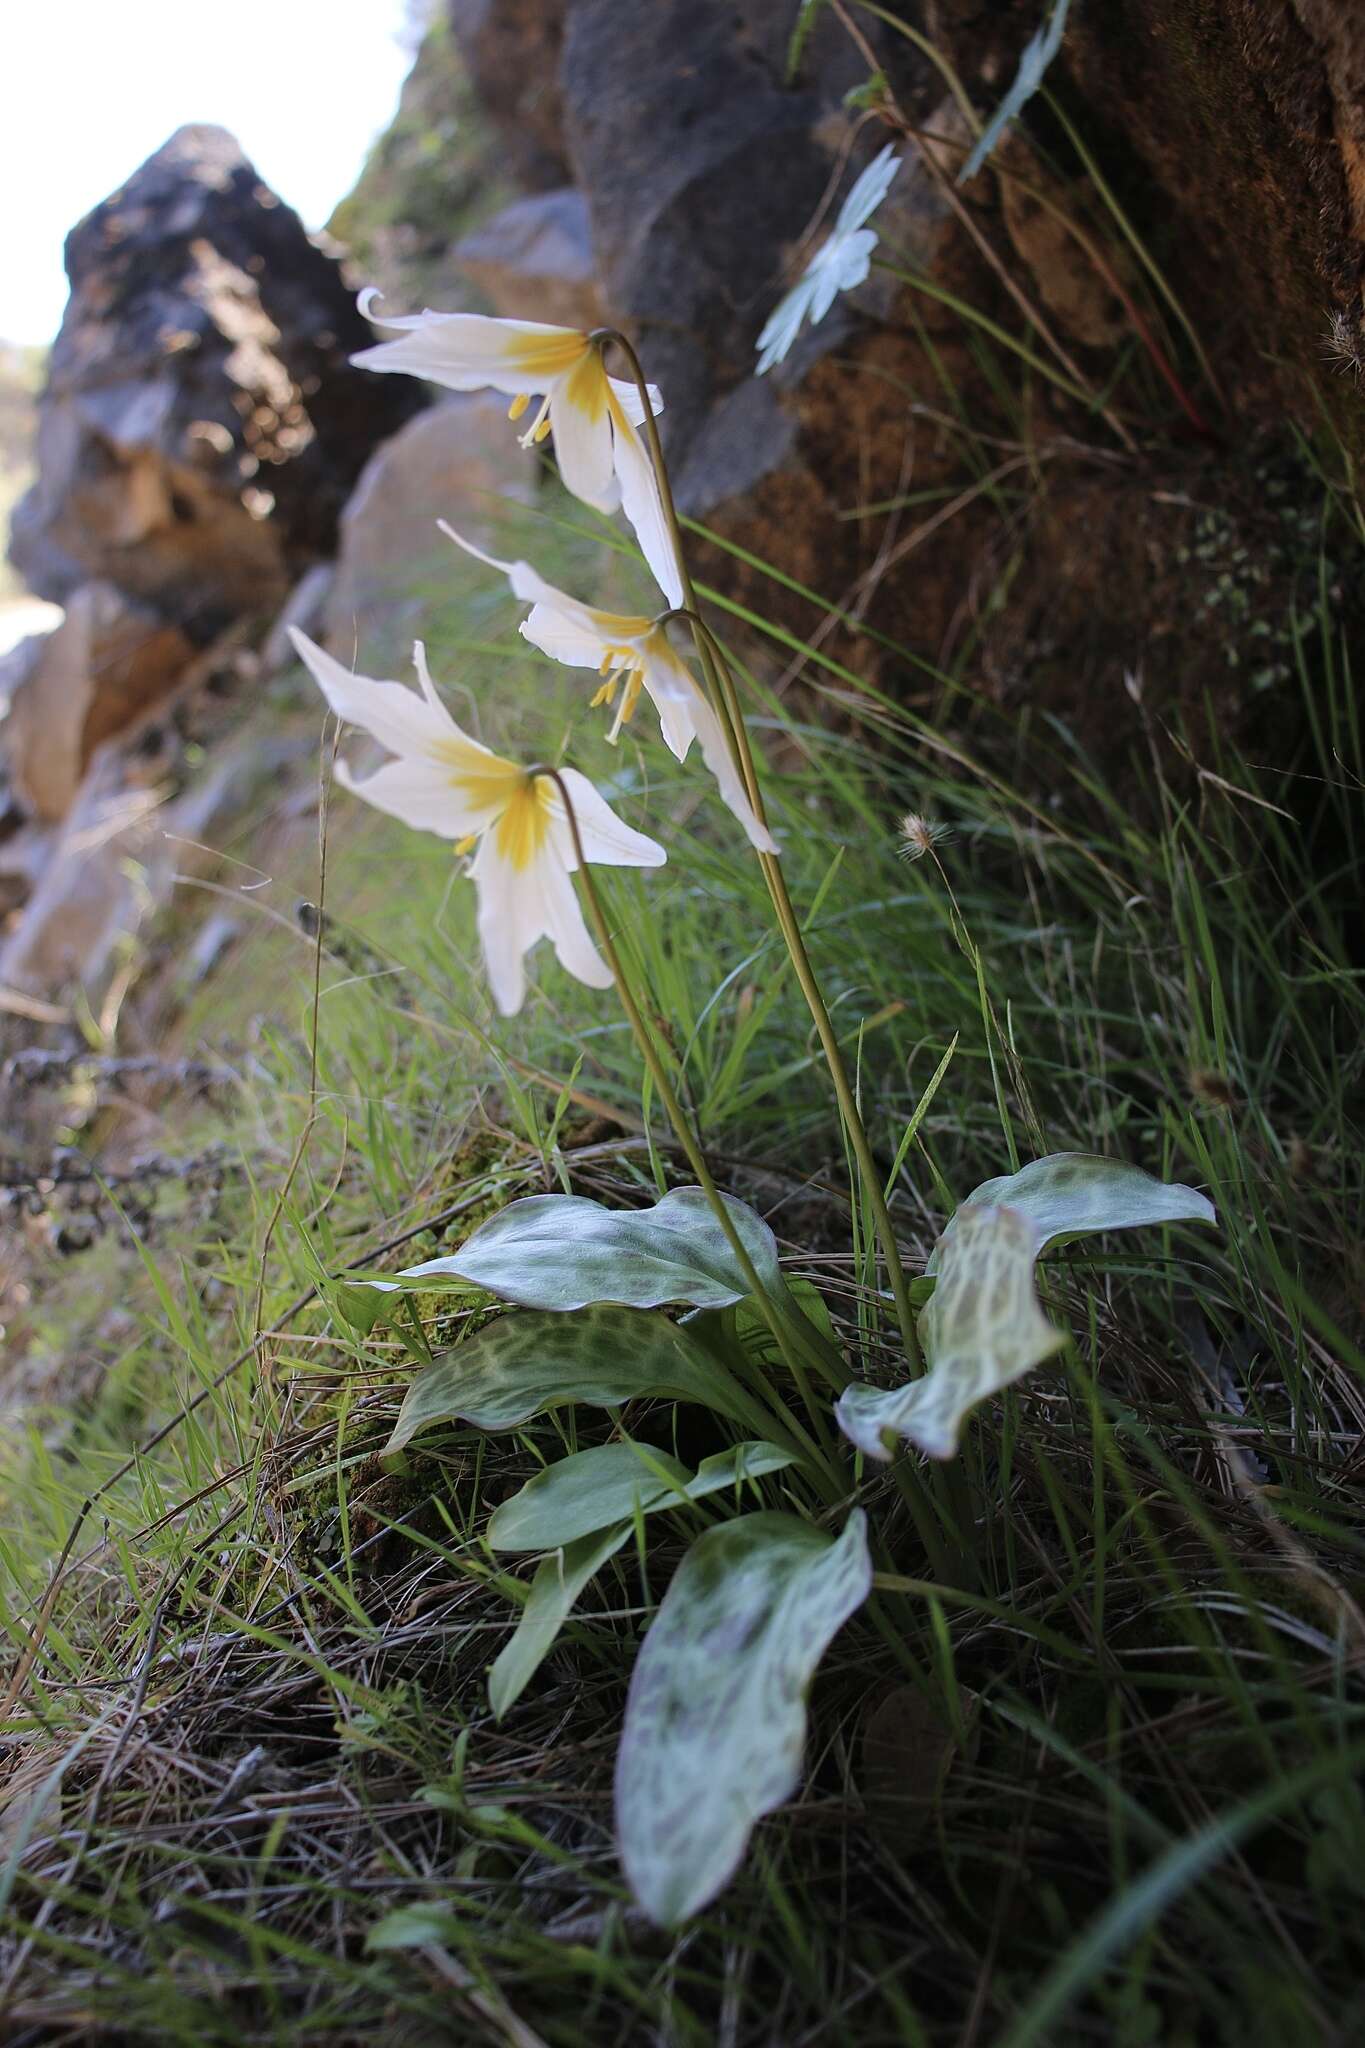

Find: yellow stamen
<box><xmin>607</xmin><ymin>672</ymin><xmax>645</xmax><ymax>745</ymax></box>
<box><xmin>507</xmin><ymin>392</ymin><xmax>531</xmax><ymax>422</ymax></box>
<box><xmin>517</xmin><ymin>391</ymin><xmax>554</xmax><ymax>449</ymax></box>
<box><xmin>453</xmin><ymin>832</ymin><xmax>478</xmax><ymax>857</ymax></box>
<box><xmin>590</xmin><ymin>678</ymin><xmax>618</xmax><ymax>708</ymax></box>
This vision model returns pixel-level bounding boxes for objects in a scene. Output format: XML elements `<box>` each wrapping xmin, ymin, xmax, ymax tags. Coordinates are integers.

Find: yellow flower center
<box><xmin>560</xmin><ymin>347</ymin><xmax>610</xmax><ymax>425</ymax></box>
<box><xmin>493</xmin><ymin>776</ymin><xmax>555</xmax><ymax>872</ymax></box>
<box><xmin>506</xmin><ymin>328</ymin><xmax>592</xmax><ymax>382</ymax></box>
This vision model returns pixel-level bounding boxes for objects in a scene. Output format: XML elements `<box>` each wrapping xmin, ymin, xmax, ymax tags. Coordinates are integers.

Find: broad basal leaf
<box><xmin>838</xmin><ymin>1205</ymin><xmax>1065</xmax><ymax>1460</ymax></box>
<box><xmin>616</xmin><ymin>1509</ymin><xmax>872</xmax><ymax>1927</ymax></box>
<box><xmin>927</xmin><ymin>1151</ymin><xmax>1215</xmax><ymax>1273</ymax></box>
<box><xmin>486</xmin><ymin>1441</ymin><xmax>799</xmax><ymax>1716</ymax></box>
<box><xmin>488</xmin><ymin>1523</ymin><xmax>631</xmax><ymax>1720</ymax></box>
<box><xmin>377</xmin><ymin>1186</ymin><xmax>789</xmax><ymax>1312</ymax></box>
<box><xmin>383</xmin><ymin>1305</ymin><xmax>758</xmax><ymax>1456</ymax></box>
<box><xmin>488</xmin><ymin>1438</ymin><xmax>796</xmax><ymax>1552</ymax></box>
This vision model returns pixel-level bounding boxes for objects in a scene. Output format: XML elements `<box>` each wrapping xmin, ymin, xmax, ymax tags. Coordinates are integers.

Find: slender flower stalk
<box><xmin>536</xmin><ymin>765</ymin><xmax>848</xmax><ymax>1493</ymax></box>
<box><xmin>593</xmin><ymin>329</ymin><xmax>926</xmax><ymax>1377</ymax></box>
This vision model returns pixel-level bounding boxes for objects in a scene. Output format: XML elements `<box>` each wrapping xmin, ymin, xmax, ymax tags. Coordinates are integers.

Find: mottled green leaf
<box><xmin>839</xmin><ymin>1205</ymin><xmax>1065</xmax><ymax>1460</ymax></box>
<box><xmin>928</xmin><ymin>1152</ymin><xmax>1215</xmax><ymax>1273</ymax></box>
<box><xmin>365</xmin><ymin>1902</ymin><xmax>463</xmax><ymax>1951</ymax></box>
<box><xmin>381</xmin><ymin>1186</ymin><xmax>788</xmax><ymax>1312</ymax></box>
<box><xmin>488</xmin><ymin>1438</ymin><xmax>797</xmax><ymax>1552</ymax></box>
<box><xmin>488</xmin><ymin>1524</ymin><xmax>631</xmax><ymax>1720</ymax></box>
<box><xmin>616</xmin><ymin>1509</ymin><xmax>872</xmax><ymax>1927</ymax></box>
<box><xmin>383</xmin><ymin>1305</ymin><xmax>756</xmax><ymax>1456</ymax></box>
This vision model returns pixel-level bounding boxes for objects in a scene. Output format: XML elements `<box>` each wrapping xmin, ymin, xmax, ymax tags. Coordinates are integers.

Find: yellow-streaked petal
<box><xmin>491</xmin><ymin>777</ymin><xmax>555</xmax><ymax>873</ymax></box>
<box><xmin>352</xmin><ymin>308</ymin><xmax>588</xmax><ymax>398</ymax></box>
<box><xmin>549</xmin><ymin>354</ymin><xmax>618</xmax><ymax>513</ymax></box>
<box><xmin>606</xmin><ymin>388</ymin><xmax>685</xmax><ymax>608</ymax></box>
<box><xmin>335</xmin><ymin>756</ymin><xmax>499</xmax><ymax>841</ymax></box>
<box><xmin>439</xmin><ymin>521</ymin><xmax>652</xmax><ymax>669</ymax></box>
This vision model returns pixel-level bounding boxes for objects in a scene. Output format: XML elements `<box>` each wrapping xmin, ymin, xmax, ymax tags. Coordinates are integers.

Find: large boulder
<box><xmin>9</xmin><ymin>125</ymin><xmax>424</xmax><ymax>636</ymax></box>
<box><xmin>324</xmin><ymin>394</ymin><xmax>537</xmax><ymax>670</ymax></box>
<box><xmin>454</xmin><ymin>188</ymin><xmax>602</xmax><ymax>328</ymax></box>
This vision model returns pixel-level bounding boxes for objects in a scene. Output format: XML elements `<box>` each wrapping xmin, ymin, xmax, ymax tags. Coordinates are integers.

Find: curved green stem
<box><xmin>530</xmin><ymin>766</ymin><xmax>845</xmax><ymax>1497</ymax></box>
<box><xmin>597</xmin><ymin>328</ymin><xmax>923</xmax><ymax>1373</ymax></box>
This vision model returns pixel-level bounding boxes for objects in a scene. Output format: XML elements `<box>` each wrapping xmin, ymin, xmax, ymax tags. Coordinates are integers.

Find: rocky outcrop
<box><xmin>9</xmin><ymin>125</ymin><xmax>424</xmax><ymax>635</ymax></box>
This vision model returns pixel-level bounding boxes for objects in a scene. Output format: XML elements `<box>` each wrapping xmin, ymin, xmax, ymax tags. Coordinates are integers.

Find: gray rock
<box><xmin>324</xmin><ymin>394</ymin><xmax>537</xmax><ymax>672</ymax></box>
<box><xmin>455</xmin><ymin>188</ymin><xmax>602</xmax><ymax>329</ymax></box>
<box><xmin>9</xmin><ymin>125</ymin><xmax>424</xmax><ymax>634</ymax></box>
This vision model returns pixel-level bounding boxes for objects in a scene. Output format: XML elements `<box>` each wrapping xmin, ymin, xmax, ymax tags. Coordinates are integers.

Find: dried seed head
<box><xmin>1189</xmin><ymin>1067</ymin><xmax>1238</xmax><ymax>1111</ymax></box>
<box><xmin>899</xmin><ymin>813</ymin><xmax>950</xmax><ymax>862</ymax></box>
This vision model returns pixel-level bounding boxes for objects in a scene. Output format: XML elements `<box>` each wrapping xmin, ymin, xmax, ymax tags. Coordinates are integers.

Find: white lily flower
<box><xmin>755</xmin><ymin>144</ymin><xmax>900</xmax><ymax>374</ymax></box>
<box><xmin>351</xmin><ymin>295</ymin><xmax>683</xmax><ymax>610</ymax></box>
<box><xmin>440</xmin><ymin>524</ymin><xmax>778</xmax><ymax>857</ymax></box>
<box><xmin>288</xmin><ymin>627</ymin><xmax>665</xmax><ymax>1017</ymax></box>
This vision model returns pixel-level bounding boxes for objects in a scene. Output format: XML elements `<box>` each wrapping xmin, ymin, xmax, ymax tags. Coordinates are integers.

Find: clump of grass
<box><xmin>2</xmin><ymin>455</ymin><xmax>1362</xmax><ymax>2041</ymax></box>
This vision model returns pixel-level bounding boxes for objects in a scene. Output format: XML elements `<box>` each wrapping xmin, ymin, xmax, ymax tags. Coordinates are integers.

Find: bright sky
<box><xmin>3</xmin><ymin>0</ymin><xmax>416</xmax><ymax>345</ymax></box>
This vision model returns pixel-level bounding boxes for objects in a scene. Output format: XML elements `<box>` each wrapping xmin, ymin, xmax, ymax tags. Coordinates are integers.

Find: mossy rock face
<box><xmin>327</xmin><ymin>18</ymin><xmax>516</xmax><ymax>313</ymax></box>
<box><xmin>1057</xmin><ymin>0</ymin><xmax>1365</xmax><ymax>455</ymax></box>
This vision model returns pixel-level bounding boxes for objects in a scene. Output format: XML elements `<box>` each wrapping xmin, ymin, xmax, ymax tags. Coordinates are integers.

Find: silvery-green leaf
<box><xmin>616</xmin><ymin>1509</ymin><xmax>872</xmax><ymax>1927</ymax></box>
<box><xmin>365</xmin><ymin>1902</ymin><xmax>464</xmax><ymax>1952</ymax></box>
<box><xmin>927</xmin><ymin>1152</ymin><xmax>1216</xmax><ymax>1273</ymax></box>
<box><xmin>383</xmin><ymin>1186</ymin><xmax>789</xmax><ymax>1313</ymax></box>
<box><xmin>488</xmin><ymin>1438</ymin><xmax>797</xmax><ymax>1552</ymax></box>
<box><xmin>489</xmin><ymin>1524</ymin><xmax>631</xmax><ymax>1720</ymax></box>
<box><xmin>838</xmin><ymin>1205</ymin><xmax>1065</xmax><ymax>1461</ymax></box>
<box><xmin>383</xmin><ymin>1305</ymin><xmax>756</xmax><ymax>1456</ymax></box>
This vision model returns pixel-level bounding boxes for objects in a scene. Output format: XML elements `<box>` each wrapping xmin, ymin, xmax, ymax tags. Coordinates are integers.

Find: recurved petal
<box><xmin>609</xmin><ymin>376</ymin><xmax>666</xmax><ymax>428</ymax></box>
<box><xmin>607</xmin><ymin>393</ymin><xmax>685</xmax><ymax>609</ymax></box>
<box><xmin>352</xmin><ymin>307</ymin><xmax>587</xmax><ymax>397</ymax></box>
<box><xmin>679</xmin><ymin>685</ymin><xmax>778</xmax><ymax>855</ymax></box>
<box><xmin>551</xmin><ymin>767</ymin><xmax>668</xmax><ymax>871</ymax></box>
<box><xmin>439</xmin><ymin>523</ymin><xmax>641</xmax><ymax>665</ymax></box>
<box><xmin>289</xmin><ymin>628</ymin><xmax>462</xmax><ymax>760</ymax></box>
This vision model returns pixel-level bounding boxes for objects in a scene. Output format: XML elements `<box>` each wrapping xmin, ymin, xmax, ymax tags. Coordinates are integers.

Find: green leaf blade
<box><xmin>616</xmin><ymin>1509</ymin><xmax>872</xmax><ymax>1927</ymax></box>
<box><xmin>838</xmin><ymin>1205</ymin><xmax>1065</xmax><ymax>1460</ymax></box>
<box><xmin>488</xmin><ymin>1524</ymin><xmax>631</xmax><ymax>1720</ymax></box>
<box><xmin>390</xmin><ymin>1186</ymin><xmax>787</xmax><ymax>1312</ymax></box>
<box><xmin>489</xmin><ymin>1438</ymin><xmax>797</xmax><ymax>1552</ymax></box>
<box><xmin>383</xmin><ymin>1305</ymin><xmax>754</xmax><ymax>1455</ymax></box>
<box><xmin>927</xmin><ymin>1152</ymin><xmax>1216</xmax><ymax>1273</ymax></box>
